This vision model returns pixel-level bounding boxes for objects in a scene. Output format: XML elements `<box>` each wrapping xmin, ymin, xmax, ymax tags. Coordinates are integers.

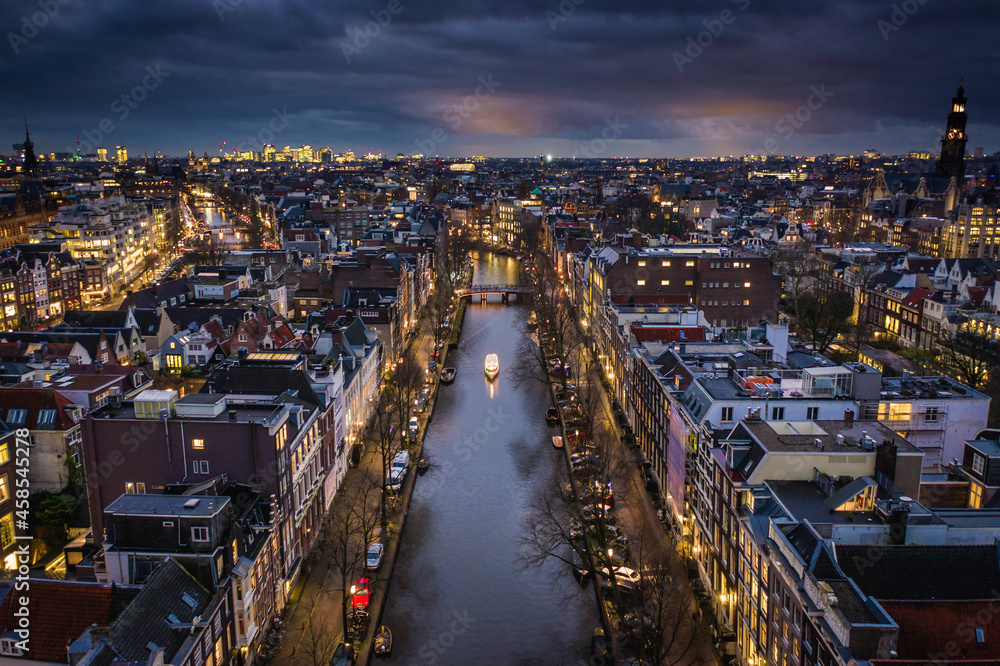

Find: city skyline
<box><xmin>3</xmin><ymin>0</ymin><xmax>999</xmax><ymax>159</ymax></box>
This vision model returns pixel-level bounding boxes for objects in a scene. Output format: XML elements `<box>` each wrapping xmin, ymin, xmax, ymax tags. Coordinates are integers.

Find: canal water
<box><xmin>382</xmin><ymin>252</ymin><xmax>599</xmax><ymax>664</ymax></box>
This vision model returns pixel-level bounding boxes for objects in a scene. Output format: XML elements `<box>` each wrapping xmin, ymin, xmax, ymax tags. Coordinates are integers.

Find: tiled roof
<box><xmin>879</xmin><ymin>600</ymin><xmax>1000</xmax><ymax>660</ymax></box>
<box><xmin>107</xmin><ymin>559</ymin><xmax>211</xmax><ymax>663</ymax></box>
<box><xmin>0</xmin><ymin>580</ymin><xmax>138</xmax><ymax>662</ymax></box>
<box><xmin>836</xmin><ymin>544</ymin><xmax>1000</xmax><ymax>600</ymax></box>
<box><xmin>0</xmin><ymin>386</ymin><xmax>78</xmax><ymax>429</ymax></box>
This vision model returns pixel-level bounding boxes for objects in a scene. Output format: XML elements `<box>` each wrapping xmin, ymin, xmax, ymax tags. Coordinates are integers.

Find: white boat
<box><xmin>485</xmin><ymin>353</ymin><xmax>499</xmax><ymax>380</ymax></box>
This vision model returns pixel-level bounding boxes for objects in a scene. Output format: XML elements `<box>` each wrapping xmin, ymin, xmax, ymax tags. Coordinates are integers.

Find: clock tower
<box><xmin>936</xmin><ymin>83</ymin><xmax>968</xmax><ymax>183</ymax></box>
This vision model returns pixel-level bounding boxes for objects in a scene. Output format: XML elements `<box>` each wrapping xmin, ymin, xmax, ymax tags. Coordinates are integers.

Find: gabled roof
<box><xmin>0</xmin><ymin>580</ymin><xmax>138</xmax><ymax>662</ymax></box>
<box><xmin>0</xmin><ymin>387</ymin><xmax>78</xmax><ymax>429</ymax></box>
<box><xmin>107</xmin><ymin>559</ymin><xmax>211</xmax><ymax>663</ymax></box>
<box><xmin>163</xmin><ymin>307</ymin><xmax>246</xmax><ymax>331</ymax></box>
<box><xmin>879</xmin><ymin>600</ymin><xmax>1000</xmax><ymax>660</ymax></box>
<box><xmin>835</xmin><ymin>544</ymin><xmax>1000</xmax><ymax>600</ymax></box>
<box><xmin>62</xmin><ymin>310</ymin><xmax>130</xmax><ymax>329</ymax></box>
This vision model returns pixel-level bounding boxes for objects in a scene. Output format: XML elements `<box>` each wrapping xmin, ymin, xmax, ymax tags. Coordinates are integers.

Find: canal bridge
<box><xmin>456</xmin><ymin>284</ymin><xmax>531</xmax><ymax>303</ymax></box>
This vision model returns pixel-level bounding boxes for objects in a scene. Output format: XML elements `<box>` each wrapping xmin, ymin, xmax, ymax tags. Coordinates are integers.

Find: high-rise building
<box><xmin>97</xmin><ymin>147</ymin><xmax>108</xmax><ymax>161</ymax></box>
<box><xmin>936</xmin><ymin>83</ymin><xmax>967</xmax><ymax>183</ymax></box>
<box><xmin>116</xmin><ymin>146</ymin><xmax>128</xmax><ymax>163</ymax></box>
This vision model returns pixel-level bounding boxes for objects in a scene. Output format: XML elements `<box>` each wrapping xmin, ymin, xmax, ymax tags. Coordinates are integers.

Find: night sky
<box><xmin>3</xmin><ymin>0</ymin><xmax>998</xmax><ymax>158</ymax></box>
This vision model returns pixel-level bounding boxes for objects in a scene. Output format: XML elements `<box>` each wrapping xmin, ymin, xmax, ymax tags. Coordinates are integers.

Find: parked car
<box><xmin>426</xmin><ymin>360</ymin><xmax>437</xmax><ymax>375</ymax></box>
<box><xmin>365</xmin><ymin>542</ymin><xmax>384</xmax><ymax>570</ymax></box>
<box><xmin>598</xmin><ymin>565</ymin><xmax>640</xmax><ymax>586</ymax></box>
<box><xmin>332</xmin><ymin>643</ymin><xmax>355</xmax><ymax>666</ymax></box>
<box><xmin>351</xmin><ymin>577</ymin><xmax>371</xmax><ymax>609</ymax></box>
<box><xmin>409</xmin><ymin>416</ymin><xmax>419</xmax><ymax>433</ymax></box>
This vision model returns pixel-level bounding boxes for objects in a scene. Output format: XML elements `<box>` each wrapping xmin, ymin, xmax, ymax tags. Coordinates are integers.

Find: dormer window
<box><xmin>1</xmin><ymin>638</ymin><xmax>24</xmax><ymax>656</ymax></box>
<box><xmin>972</xmin><ymin>453</ymin><xmax>985</xmax><ymax>476</ymax></box>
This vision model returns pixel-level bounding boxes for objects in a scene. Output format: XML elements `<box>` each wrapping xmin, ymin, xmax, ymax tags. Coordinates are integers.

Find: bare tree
<box><xmin>614</xmin><ymin>533</ymin><xmax>709</xmax><ymax>666</ymax></box>
<box><xmin>363</xmin><ymin>390</ymin><xmax>402</xmax><ymax>526</ymax></box>
<box><xmin>295</xmin><ymin>614</ymin><xmax>339</xmax><ymax>666</ymax></box>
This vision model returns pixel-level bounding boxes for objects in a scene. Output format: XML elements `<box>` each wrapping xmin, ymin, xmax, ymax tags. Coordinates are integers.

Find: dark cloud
<box><xmin>3</xmin><ymin>0</ymin><xmax>997</xmax><ymax>157</ymax></box>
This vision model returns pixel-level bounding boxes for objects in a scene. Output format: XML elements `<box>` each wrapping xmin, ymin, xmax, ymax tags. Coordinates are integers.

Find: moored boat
<box><xmin>441</xmin><ymin>367</ymin><xmax>456</xmax><ymax>383</ymax></box>
<box><xmin>417</xmin><ymin>458</ymin><xmax>430</xmax><ymax>473</ymax></box>
<box><xmin>374</xmin><ymin>626</ymin><xmax>392</xmax><ymax>658</ymax></box>
<box><xmin>552</xmin><ymin>435</ymin><xmax>564</xmax><ymax>449</ymax></box>
<box><xmin>485</xmin><ymin>353</ymin><xmax>499</xmax><ymax>380</ymax></box>
<box><xmin>545</xmin><ymin>406</ymin><xmax>560</xmax><ymax>425</ymax></box>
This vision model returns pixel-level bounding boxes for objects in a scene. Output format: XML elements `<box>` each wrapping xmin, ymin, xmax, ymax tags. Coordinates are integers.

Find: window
<box><xmin>5</xmin><ymin>409</ymin><xmax>26</xmax><ymax>426</ymax></box>
<box><xmin>0</xmin><ymin>638</ymin><xmax>23</xmax><ymax>656</ymax></box>
<box><xmin>686</xmin><ymin>280</ymin><xmax>693</xmax><ymax>286</ymax></box>
<box><xmin>125</xmin><ymin>481</ymin><xmax>135</xmax><ymax>493</ymax></box>
<box><xmin>37</xmin><ymin>409</ymin><xmax>56</xmax><ymax>426</ymax></box>
<box><xmin>806</xmin><ymin>407</ymin><xmax>819</xmax><ymax>420</ymax></box>
<box><xmin>192</xmin><ymin>438</ymin><xmax>205</xmax><ymax>450</ymax></box>
<box><xmin>638</xmin><ymin>261</ymin><xmax>646</xmax><ymax>267</ymax></box>
<box><xmin>771</xmin><ymin>407</ymin><xmax>785</xmax><ymax>420</ymax></box>
<box><xmin>0</xmin><ymin>476</ymin><xmax>7</xmax><ymax>502</ymax></box>
<box><xmin>972</xmin><ymin>454</ymin><xmax>986</xmax><ymax>476</ymax></box>
<box><xmin>192</xmin><ymin>526</ymin><xmax>210</xmax><ymax>542</ymax></box>
<box><xmin>637</xmin><ymin>280</ymin><xmax>646</xmax><ymax>286</ymax></box>
<box><xmin>0</xmin><ymin>514</ymin><xmax>12</xmax><ymax>548</ymax></box>
<box><xmin>744</xmin><ymin>282</ymin><xmax>751</xmax><ymax>288</ymax></box>
<box><xmin>661</xmin><ymin>280</ymin><xmax>670</xmax><ymax>286</ymax></box>
<box><xmin>194</xmin><ymin>460</ymin><xmax>210</xmax><ymax>475</ymax></box>
<box><xmin>721</xmin><ymin>407</ymin><xmax>733</xmax><ymax>423</ymax></box>
<box><xmin>238</xmin><ymin>334</ymin><xmax>247</xmax><ymax>342</ymax></box>
<box><xmin>661</xmin><ymin>261</ymin><xmax>671</xmax><ymax>267</ymax></box>
<box><xmin>686</xmin><ymin>261</ymin><xmax>695</xmax><ymax>267</ymax></box>
<box><xmin>744</xmin><ymin>300</ymin><xmax>750</xmax><ymax>306</ymax></box>
<box><xmin>969</xmin><ymin>483</ymin><xmax>984</xmax><ymax>509</ymax></box>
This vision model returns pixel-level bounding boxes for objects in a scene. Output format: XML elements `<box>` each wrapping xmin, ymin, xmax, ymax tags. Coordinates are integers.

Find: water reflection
<box><xmin>382</xmin><ymin>253</ymin><xmax>597</xmax><ymax>664</ymax></box>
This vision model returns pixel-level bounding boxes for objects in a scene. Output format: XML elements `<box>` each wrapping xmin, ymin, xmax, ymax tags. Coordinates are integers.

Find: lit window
<box><xmin>661</xmin><ymin>261</ymin><xmax>670</xmax><ymax>267</ymax></box>
<box><xmin>661</xmin><ymin>280</ymin><xmax>669</xmax><ymax>286</ymax></box>
<box><xmin>637</xmin><ymin>261</ymin><xmax>646</xmax><ymax>267</ymax></box>
<box><xmin>744</xmin><ymin>282</ymin><xmax>751</xmax><ymax>288</ymax></box>
<box><xmin>637</xmin><ymin>280</ymin><xmax>646</xmax><ymax>286</ymax></box>
<box><xmin>686</xmin><ymin>280</ymin><xmax>693</xmax><ymax>286</ymax></box>
<box><xmin>192</xmin><ymin>438</ymin><xmax>205</xmax><ymax>449</ymax></box>
<box><xmin>686</xmin><ymin>261</ymin><xmax>695</xmax><ymax>267</ymax></box>
<box><xmin>0</xmin><ymin>476</ymin><xmax>8</xmax><ymax>502</ymax></box>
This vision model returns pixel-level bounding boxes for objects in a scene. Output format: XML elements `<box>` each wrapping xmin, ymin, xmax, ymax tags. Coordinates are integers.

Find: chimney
<box><xmin>228</xmin><ymin>409</ymin><xmax>237</xmax><ymax>422</ymax></box>
<box><xmin>843</xmin><ymin>409</ymin><xmax>854</xmax><ymax>424</ymax></box>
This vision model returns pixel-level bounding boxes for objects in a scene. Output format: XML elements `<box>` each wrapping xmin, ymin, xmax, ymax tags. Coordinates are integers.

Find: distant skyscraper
<box><xmin>116</xmin><ymin>146</ymin><xmax>128</xmax><ymax>163</ymax></box>
<box><xmin>936</xmin><ymin>83</ymin><xmax>968</xmax><ymax>183</ymax></box>
<box><xmin>97</xmin><ymin>148</ymin><xmax>108</xmax><ymax>161</ymax></box>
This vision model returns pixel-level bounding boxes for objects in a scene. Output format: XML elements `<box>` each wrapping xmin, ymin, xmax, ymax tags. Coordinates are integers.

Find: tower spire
<box><xmin>21</xmin><ymin>117</ymin><xmax>38</xmax><ymax>178</ymax></box>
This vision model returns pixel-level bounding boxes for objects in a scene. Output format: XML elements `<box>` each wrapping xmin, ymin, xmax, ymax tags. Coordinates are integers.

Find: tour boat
<box><xmin>485</xmin><ymin>353</ymin><xmax>500</xmax><ymax>380</ymax></box>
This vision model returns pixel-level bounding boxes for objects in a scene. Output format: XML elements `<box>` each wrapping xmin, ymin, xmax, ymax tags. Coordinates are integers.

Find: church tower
<box><xmin>936</xmin><ymin>83</ymin><xmax>968</xmax><ymax>184</ymax></box>
<box><xmin>22</xmin><ymin>119</ymin><xmax>38</xmax><ymax>178</ymax></box>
